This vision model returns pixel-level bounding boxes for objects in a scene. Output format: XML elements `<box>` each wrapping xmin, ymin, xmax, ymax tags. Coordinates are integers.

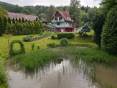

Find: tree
<box><xmin>0</xmin><ymin>6</ymin><xmax>7</xmax><ymax>17</ymax></box>
<box><xmin>0</xmin><ymin>6</ymin><xmax>7</xmax><ymax>35</ymax></box>
<box><xmin>0</xmin><ymin>17</ymin><xmax>8</xmax><ymax>36</ymax></box>
<box><xmin>101</xmin><ymin>0</ymin><xmax>117</xmax><ymax>16</ymax></box>
<box><xmin>70</xmin><ymin>0</ymin><xmax>81</xmax><ymax>27</ymax></box>
<box><xmin>101</xmin><ymin>7</ymin><xmax>117</xmax><ymax>54</ymax></box>
<box><xmin>91</xmin><ymin>9</ymin><xmax>105</xmax><ymax>47</ymax></box>
<box><xmin>86</xmin><ymin>7</ymin><xmax>105</xmax><ymax>47</ymax></box>
<box><xmin>47</xmin><ymin>5</ymin><xmax>56</xmax><ymax>22</ymax></box>
<box><xmin>80</xmin><ymin>10</ymin><xmax>88</xmax><ymax>25</ymax></box>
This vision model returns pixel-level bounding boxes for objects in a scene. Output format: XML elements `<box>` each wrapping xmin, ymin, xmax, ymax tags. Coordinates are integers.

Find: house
<box><xmin>7</xmin><ymin>12</ymin><xmax>38</xmax><ymax>21</ymax></box>
<box><xmin>51</xmin><ymin>10</ymin><xmax>74</xmax><ymax>32</ymax></box>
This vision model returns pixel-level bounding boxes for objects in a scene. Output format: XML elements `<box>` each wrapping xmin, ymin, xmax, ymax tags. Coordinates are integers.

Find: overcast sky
<box><xmin>0</xmin><ymin>0</ymin><xmax>102</xmax><ymax>7</ymax></box>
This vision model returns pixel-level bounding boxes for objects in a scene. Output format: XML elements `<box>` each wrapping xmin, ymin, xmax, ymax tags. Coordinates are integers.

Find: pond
<box><xmin>7</xmin><ymin>59</ymin><xmax>117</xmax><ymax>88</ymax></box>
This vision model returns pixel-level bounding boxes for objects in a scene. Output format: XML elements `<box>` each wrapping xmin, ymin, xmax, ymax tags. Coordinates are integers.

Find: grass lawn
<box><xmin>0</xmin><ymin>35</ymin><xmax>59</xmax><ymax>58</ymax></box>
<box><xmin>0</xmin><ymin>32</ymin><xmax>97</xmax><ymax>58</ymax></box>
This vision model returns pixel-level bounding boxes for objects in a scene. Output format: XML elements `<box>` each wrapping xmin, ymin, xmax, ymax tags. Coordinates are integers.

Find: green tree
<box><xmin>47</xmin><ymin>5</ymin><xmax>56</xmax><ymax>22</ymax></box>
<box><xmin>91</xmin><ymin>9</ymin><xmax>105</xmax><ymax>47</ymax></box>
<box><xmin>0</xmin><ymin>6</ymin><xmax>7</xmax><ymax>17</ymax></box>
<box><xmin>0</xmin><ymin>17</ymin><xmax>8</xmax><ymax>35</ymax></box>
<box><xmin>70</xmin><ymin>0</ymin><xmax>81</xmax><ymax>27</ymax></box>
<box><xmin>101</xmin><ymin>7</ymin><xmax>117</xmax><ymax>54</ymax></box>
<box><xmin>101</xmin><ymin>0</ymin><xmax>117</xmax><ymax>16</ymax></box>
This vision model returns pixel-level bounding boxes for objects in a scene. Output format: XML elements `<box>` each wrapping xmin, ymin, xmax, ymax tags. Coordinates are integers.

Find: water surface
<box><xmin>7</xmin><ymin>59</ymin><xmax>117</xmax><ymax>88</ymax></box>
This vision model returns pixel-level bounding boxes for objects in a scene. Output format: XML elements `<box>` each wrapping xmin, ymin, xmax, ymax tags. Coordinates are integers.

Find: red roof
<box><xmin>57</xmin><ymin>11</ymin><xmax>72</xmax><ymax>21</ymax></box>
<box><xmin>8</xmin><ymin>12</ymin><xmax>38</xmax><ymax>21</ymax></box>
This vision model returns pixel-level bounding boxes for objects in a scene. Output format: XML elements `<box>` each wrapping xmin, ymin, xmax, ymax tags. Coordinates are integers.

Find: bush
<box><xmin>51</xmin><ymin>35</ymin><xmax>57</xmax><ymax>39</ymax></box>
<box><xmin>92</xmin><ymin>11</ymin><xmax>105</xmax><ymax>47</ymax></box>
<box><xmin>60</xmin><ymin>38</ymin><xmax>69</xmax><ymax>46</ymax></box>
<box><xmin>13</xmin><ymin>49</ymin><xmax>60</xmax><ymax>71</ymax></box>
<box><xmin>0</xmin><ymin>58</ymin><xmax>7</xmax><ymax>88</ymax></box>
<box><xmin>101</xmin><ymin>7</ymin><xmax>117</xmax><ymax>54</ymax></box>
<box><xmin>57</xmin><ymin>33</ymin><xmax>75</xmax><ymax>39</ymax></box>
<box><xmin>23</xmin><ymin>36</ymin><xmax>33</xmax><ymax>42</ymax></box>
<box><xmin>47</xmin><ymin>43</ymin><xmax>57</xmax><ymax>48</ymax></box>
<box><xmin>9</xmin><ymin>40</ymin><xmax>25</xmax><ymax>57</ymax></box>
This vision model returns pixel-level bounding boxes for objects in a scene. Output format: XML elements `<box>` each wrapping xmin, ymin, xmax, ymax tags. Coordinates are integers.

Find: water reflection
<box><xmin>7</xmin><ymin>59</ymin><xmax>117</xmax><ymax>88</ymax></box>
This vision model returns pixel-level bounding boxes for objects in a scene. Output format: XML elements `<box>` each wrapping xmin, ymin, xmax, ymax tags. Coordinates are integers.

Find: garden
<box><xmin>0</xmin><ymin>0</ymin><xmax>117</xmax><ymax>88</ymax></box>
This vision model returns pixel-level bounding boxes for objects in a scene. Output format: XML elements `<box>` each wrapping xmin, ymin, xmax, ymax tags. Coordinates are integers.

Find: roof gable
<box><xmin>55</xmin><ymin>11</ymin><xmax>72</xmax><ymax>21</ymax></box>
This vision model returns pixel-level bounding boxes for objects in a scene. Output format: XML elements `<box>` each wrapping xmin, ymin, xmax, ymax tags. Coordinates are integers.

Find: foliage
<box><xmin>0</xmin><ymin>6</ymin><xmax>7</xmax><ymax>36</ymax></box>
<box><xmin>101</xmin><ymin>7</ymin><xmax>117</xmax><ymax>54</ymax></box>
<box><xmin>31</xmin><ymin>43</ymin><xmax>35</xmax><ymax>50</ymax></box>
<box><xmin>51</xmin><ymin>35</ymin><xmax>57</xmax><ymax>39</ymax></box>
<box><xmin>60</xmin><ymin>38</ymin><xmax>69</xmax><ymax>46</ymax></box>
<box><xmin>69</xmin><ymin>0</ymin><xmax>81</xmax><ymax>27</ymax></box>
<box><xmin>91</xmin><ymin>9</ymin><xmax>105</xmax><ymax>47</ymax></box>
<box><xmin>0</xmin><ymin>57</ymin><xmax>7</xmax><ymax>88</ymax></box>
<box><xmin>0</xmin><ymin>6</ymin><xmax>7</xmax><ymax>17</ymax></box>
<box><xmin>47</xmin><ymin>43</ymin><xmax>57</xmax><ymax>48</ymax></box>
<box><xmin>63</xmin><ymin>47</ymin><xmax>117</xmax><ymax>64</ymax></box>
<box><xmin>13</xmin><ymin>49</ymin><xmax>60</xmax><ymax>71</ymax></box>
<box><xmin>9</xmin><ymin>40</ymin><xmax>25</xmax><ymax>57</ymax></box>
<box><xmin>101</xmin><ymin>0</ymin><xmax>117</xmax><ymax>16</ymax></box>
<box><xmin>0</xmin><ymin>32</ymin><xmax>96</xmax><ymax>57</ymax></box>
<box><xmin>23</xmin><ymin>36</ymin><xmax>33</xmax><ymax>42</ymax></box>
<box><xmin>79</xmin><ymin>23</ymin><xmax>90</xmax><ymax>33</ymax></box>
<box><xmin>13</xmin><ymin>47</ymin><xmax>117</xmax><ymax>72</ymax></box>
<box><xmin>0</xmin><ymin>17</ymin><xmax>7</xmax><ymax>36</ymax></box>
<box><xmin>57</xmin><ymin>33</ymin><xmax>75</xmax><ymax>39</ymax></box>
<box><xmin>6</xmin><ymin>20</ymin><xmax>43</xmax><ymax>35</ymax></box>
<box><xmin>80</xmin><ymin>10</ymin><xmax>89</xmax><ymax>25</ymax></box>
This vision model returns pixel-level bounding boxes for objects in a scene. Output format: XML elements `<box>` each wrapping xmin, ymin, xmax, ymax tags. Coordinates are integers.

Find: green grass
<box><xmin>63</xmin><ymin>47</ymin><xmax>117</xmax><ymax>64</ymax></box>
<box><xmin>0</xmin><ymin>32</ymin><xmax>96</xmax><ymax>58</ymax></box>
<box><xmin>0</xmin><ymin>57</ymin><xmax>7</xmax><ymax>88</ymax></box>
<box><xmin>12</xmin><ymin>47</ymin><xmax>117</xmax><ymax>72</ymax></box>
<box><xmin>13</xmin><ymin>49</ymin><xmax>61</xmax><ymax>71</ymax></box>
<box><xmin>0</xmin><ymin>34</ymin><xmax>59</xmax><ymax>58</ymax></box>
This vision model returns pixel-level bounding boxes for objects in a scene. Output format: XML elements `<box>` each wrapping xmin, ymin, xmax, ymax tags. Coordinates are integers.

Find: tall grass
<box><xmin>64</xmin><ymin>47</ymin><xmax>117</xmax><ymax>64</ymax></box>
<box><xmin>13</xmin><ymin>49</ymin><xmax>60</xmax><ymax>71</ymax></box>
<box><xmin>0</xmin><ymin>57</ymin><xmax>7</xmax><ymax>88</ymax></box>
<box><xmin>13</xmin><ymin>47</ymin><xmax>117</xmax><ymax>72</ymax></box>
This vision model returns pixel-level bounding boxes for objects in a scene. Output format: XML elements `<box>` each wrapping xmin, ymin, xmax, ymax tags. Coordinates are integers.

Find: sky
<box><xmin>0</xmin><ymin>0</ymin><xmax>102</xmax><ymax>7</ymax></box>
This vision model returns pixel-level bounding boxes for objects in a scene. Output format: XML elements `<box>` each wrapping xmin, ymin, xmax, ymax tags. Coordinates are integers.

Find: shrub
<box><xmin>32</xmin><ymin>43</ymin><xmax>35</xmax><ymax>50</ymax></box>
<box><xmin>13</xmin><ymin>49</ymin><xmax>60</xmax><ymax>71</ymax></box>
<box><xmin>51</xmin><ymin>35</ymin><xmax>57</xmax><ymax>39</ymax></box>
<box><xmin>37</xmin><ymin>46</ymin><xmax>40</xmax><ymax>49</ymax></box>
<box><xmin>57</xmin><ymin>33</ymin><xmax>75</xmax><ymax>39</ymax></box>
<box><xmin>23</xmin><ymin>36</ymin><xmax>33</xmax><ymax>42</ymax></box>
<box><xmin>92</xmin><ymin>11</ymin><xmax>105</xmax><ymax>48</ymax></box>
<box><xmin>47</xmin><ymin>43</ymin><xmax>57</xmax><ymax>48</ymax></box>
<box><xmin>0</xmin><ymin>58</ymin><xmax>7</xmax><ymax>88</ymax></box>
<box><xmin>60</xmin><ymin>38</ymin><xmax>69</xmax><ymax>46</ymax></box>
<box><xmin>101</xmin><ymin>7</ymin><xmax>117</xmax><ymax>54</ymax></box>
<box><xmin>9</xmin><ymin>40</ymin><xmax>25</xmax><ymax>57</ymax></box>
